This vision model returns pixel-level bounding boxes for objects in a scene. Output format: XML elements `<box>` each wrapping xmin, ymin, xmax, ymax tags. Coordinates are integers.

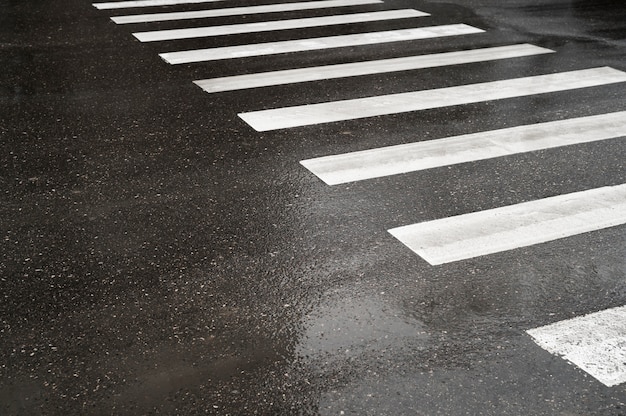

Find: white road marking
<box><xmin>239</xmin><ymin>67</ymin><xmax>626</xmax><ymax>131</ymax></box>
<box><xmin>195</xmin><ymin>43</ymin><xmax>553</xmax><ymax>93</ymax></box>
<box><xmin>133</xmin><ymin>9</ymin><xmax>428</xmax><ymax>42</ymax></box>
<box><xmin>112</xmin><ymin>0</ymin><xmax>383</xmax><ymax>24</ymax></box>
<box><xmin>93</xmin><ymin>0</ymin><xmax>224</xmax><ymax>10</ymax></box>
<box><xmin>388</xmin><ymin>183</ymin><xmax>626</xmax><ymax>265</ymax></box>
<box><xmin>527</xmin><ymin>305</ymin><xmax>626</xmax><ymax>387</ymax></box>
<box><xmin>301</xmin><ymin>111</ymin><xmax>626</xmax><ymax>185</ymax></box>
<box><xmin>160</xmin><ymin>24</ymin><xmax>485</xmax><ymax>64</ymax></box>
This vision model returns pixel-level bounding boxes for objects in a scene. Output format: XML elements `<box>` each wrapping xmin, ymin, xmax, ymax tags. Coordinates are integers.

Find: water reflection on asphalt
<box><xmin>297</xmin><ymin>294</ymin><xmax>429</xmax><ymax>360</ymax></box>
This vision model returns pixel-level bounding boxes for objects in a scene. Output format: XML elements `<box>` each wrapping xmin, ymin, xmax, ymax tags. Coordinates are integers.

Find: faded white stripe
<box><xmin>160</xmin><ymin>24</ymin><xmax>485</xmax><ymax>64</ymax></box>
<box><xmin>239</xmin><ymin>67</ymin><xmax>626</xmax><ymax>131</ymax></box>
<box><xmin>134</xmin><ymin>9</ymin><xmax>428</xmax><ymax>42</ymax></box>
<box><xmin>94</xmin><ymin>0</ymin><xmax>224</xmax><ymax>10</ymax></box>
<box><xmin>301</xmin><ymin>111</ymin><xmax>626</xmax><ymax>185</ymax></box>
<box><xmin>195</xmin><ymin>44</ymin><xmax>553</xmax><ymax>93</ymax></box>
<box><xmin>388</xmin><ymin>183</ymin><xmax>626</xmax><ymax>265</ymax></box>
<box><xmin>112</xmin><ymin>0</ymin><xmax>383</xmax><ymax>24</ymax></box>
<box><xmin>528</xmin><ymin>305</ymin><xmax>626</xmax><ymax>387</ymax></box>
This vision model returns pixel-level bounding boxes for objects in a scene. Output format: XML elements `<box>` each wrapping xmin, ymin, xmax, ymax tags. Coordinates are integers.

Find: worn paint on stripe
<box><xmin>112</xmin><ymin>0</ymin><xmax>383</xmax><ymax>24</ymax></box>
<box><xmin>388</xmin><ymin>183</ymin><xmax>626</xmax><ymax>265</ymax></box>
<box><xmin>160</xmin><ymin>24</ymin><xmax>485</xmax><ymax>64</ymax></box>
<box><xmin>301</xmin><ymin>111</ymin><xmax>626</xmax><ymax>185</ymax></box>
<box><xmin>527</xmin><ymin>305</ymin><xmax>626</xmax><ymax>387</ymax></box>
<box><xmin>195</xmin><ymin>44</ymin><xmax>553</xmax><ymax>93</ymax></box>
<box><xmin>94</xmin><ymin>0</ymin><xmax>224</xmax><ymax>10</ymax></box>
<box><xmin>239</xmin><ymin>67</ymin><xmax>626</xmax><ymax>131</ymax></box>
<box><xmin>134</xmin><ymin>9</ymin><xmax>428</xmax><ymax>42</ymax></box>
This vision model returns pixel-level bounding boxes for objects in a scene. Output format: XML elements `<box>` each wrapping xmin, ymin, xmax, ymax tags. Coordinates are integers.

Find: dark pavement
<box><xmin>1</xmin><ymin>0</ymin><xmax>625</xmax><ymax>414</ymax></box>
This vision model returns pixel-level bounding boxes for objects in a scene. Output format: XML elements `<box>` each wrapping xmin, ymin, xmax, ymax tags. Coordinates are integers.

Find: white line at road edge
<box><xmin>238</xmin><ymin>67</ymin><xmax>626</xmax><ymax>131</ymax></box>
<box><xmin>160</xmin><ymin>24</ymin><xmax>485</xmax><ymax>64</ymax></box>
<box><xmin>300</xmin><ymin>111</ymin><xmax>626</xmax><ymax>185</ymax></box>
<box><xmin>388</xmin><ymin>183</ymin><xmax>626</xmax><ymax>265</ymax></box>
<box><xmin>133</xmin><ymin>9</ymin><xmax>428</xmax><ymax>42</ymax></box>
<box><xmin>527</xmin><ymin>305</ymin><xmax>626</xmax><ymax>387</ymax></box>
<box><xmin>112</xmin><ymin>0</ymin><xmax>384</xmax><ymax>24</ymax></box>
<box><xmin>195</xmin><ymin>44</ymin><xmax>554</xmax><ymax>93</ymax></box>
<box><xmin>94</xmin><ymin>0</ymin><xmax>225</xmax><ymax>10</ymax></box>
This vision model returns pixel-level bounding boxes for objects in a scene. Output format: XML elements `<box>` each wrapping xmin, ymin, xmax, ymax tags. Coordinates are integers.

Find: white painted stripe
<box><xmin>195</xmin><ymin>44</ymin><xmax>553</xmax><ymax>93</ymax></box>
<box><xmin>239</xmin><ymin>67</ymin><xmax>626</xmax><ymax>131</ymax></box>
<box><xmin>160</xmin><ymin>24</ymin><xmax>485</xmax><ymax>64</ymax></box>
<box><xmin>112</xmin><ymin>0</ymin><xmax>383</xmax><ymax>24</ymax></box>
<box><xmin>134</xmin><ymin>10</ymin><xmax>429</xmax><ymax>42</ymax></box>
<box><xmin>94</xmin><ymin>0</ymin><xmax>224</xmax><ymax>10</ymax></box>
<box><xmin>527</xmin><ymin>305</ymin><xmax>626</xmax><ymax>387</ymax></box>
<box><xmin>388</xmin><ymin>183</ymin><xmax>626</xmax><ymax>265</ymax></box>
<box><xmin>301</xmin><ymin>111</ymin><xmax>626</xmax><ymax>185</ymax></box>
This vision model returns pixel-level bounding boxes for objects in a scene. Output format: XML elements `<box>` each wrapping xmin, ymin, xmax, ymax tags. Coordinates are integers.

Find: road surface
<box><xmin>1</xmin><ymin>0</ymin><xmax>625</xmax><ymax>414</ymax></box>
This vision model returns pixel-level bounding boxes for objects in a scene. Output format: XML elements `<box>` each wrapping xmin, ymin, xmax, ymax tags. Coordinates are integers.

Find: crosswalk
<box><xmin>93</xmin><ymin>0</ymin><xmax>226</xmax><ymax>9</ymax></box>
<box><xmin>238</xmin><ymin>67</ymin><xmax>626</xmax><ymax>131</ymax></box>
<box><xmin>133</xmin><ymin>9</ymin><xmax>428</xmax><ymax>42</ymax></box>
<box><xmin>527</xmin><ymin>305</ymin><xmax>626</xmax><ymax>388</ymax></box>
<box><xmin>300</xmin><ymin>111</ymin><xmax>626</xmax><ymax>185</ymax></box>
<box><xmin>389</xmin><ymin>183</ymin><xmax>626</xmax><ymax>265</ymax></box>
<box><xmin>110</xmin><ymin>0</ymin><xmax>384</xmax><ymax>24</ymax></box>
<box><xmin>159</xmin><ymin>24</ymin><xmax>485</xmax><ymax>64</ymax></box>
<box><xmin>194</xmin><ymin>44</ymin><xmax>554</xmax><ymax>93</ymax></box>
<box><xmin>93</xmin><ymin>0</ymin><xmax>626</xmax><ymax>388</ymax></box>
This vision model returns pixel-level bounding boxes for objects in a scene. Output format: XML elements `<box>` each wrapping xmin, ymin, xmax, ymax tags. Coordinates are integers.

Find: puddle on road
<box><xmin>296</xmin><ymin>295</ymin><xmax>429</xmax><ymax>359</ymax></box>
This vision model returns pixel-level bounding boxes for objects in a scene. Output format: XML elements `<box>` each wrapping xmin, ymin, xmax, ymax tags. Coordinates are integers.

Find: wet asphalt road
<box><xmin>1</xmin><ymin>0</ymin><xmax>626</xmax><ymax>414</ymax></box>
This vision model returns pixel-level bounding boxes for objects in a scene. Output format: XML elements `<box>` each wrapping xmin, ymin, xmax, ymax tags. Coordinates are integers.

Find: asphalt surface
<box><xmin>1</xmin><ymin>0</ymin><xmax>625</xmax><ymax>414</ymax></box>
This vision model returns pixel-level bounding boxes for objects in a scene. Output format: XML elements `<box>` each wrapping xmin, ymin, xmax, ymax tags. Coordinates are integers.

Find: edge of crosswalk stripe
<box><xmin>387</xmin><ymin>183</ymin><xmax>626</xmax><ymax>265</ymax></box>
<box><xmin>93</xmin><ymin>0</ymin><xmax>226</xmax><ymax>10</ymax></box>
<box><xmin>133</xmin><ymin>9</ymin><xmax>430</xmax><ymax>42</ymax></box>
<box><xmin>194</xmin><ymin>44</ymin><xmax>554</xmax><ymax>93</ymax></box>
<box><xmin>238</xmin><ymin>67</ymin><xmax>626</xmax><ymax>131</ymax></box>
<box><xmin>300</xmin><ymin>111</ymin><xmax>626</xmax><ymax>185</ymax></box>
<box><xmin>160</xmin><ymin>24</ymin><xmax>485</xmax><ymax>65</ymax></box>
<box><xmin>111</xmin><ymin>0</ymin><xmax>384</xmax><ymax>24</ymax></box>
<box><xmin>527</xmin><ymin>305</ymin><xmax>626</xmax><ymax>387</ymax></box>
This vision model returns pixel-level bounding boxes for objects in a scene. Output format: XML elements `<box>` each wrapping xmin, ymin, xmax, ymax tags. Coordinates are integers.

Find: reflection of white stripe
<box><xmin>134</xmin><ymin>9</ymin><xmax>428</xmax><ymax>42</ymax></box>
<box><xmin>239</xmin><ymin>67</ymin><xmax>626</xmax><ymax>131</ymax></box>
<box><xmin>94</xmin><ymin>0</ymin><xmax>224</xmax><ymax>10</ymax></box>
<box><xmin>388</xmin><ymin>183</ymin><xmax>626</xmax><ymax>265</ymax></box>
<box><xmin>112</xmin><ymin>0</ymin><xmax>383</xmax><ymax>24</ymax></box>
<box><xmin>160</xmin><ymin>24</ymin><xmax>485</xmax><ymax>64</ymax></box>
<box><xmin>301</xmin><ymin>111</ymin><xmax>626</xmax><ymax>185</ymax></box>
<box><xmin>195</xmin><ymin>44</ymin><xmax>553</xmax><ymax>93</ymax></box>
<box><xmin>528</xmin><ymin>305</ymin><xmax>626</xmax><ymax>387</ymax></box>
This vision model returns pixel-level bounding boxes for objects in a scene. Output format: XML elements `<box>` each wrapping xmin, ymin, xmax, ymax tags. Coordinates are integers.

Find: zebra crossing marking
<box><xmin>194</xmin><ymin>43</ymin><xmax>553</xmax><ymax>93</ymax></box>
<box><xmin>112</xmin><ymin>0</ymin><xmax>384</xmax><ymax>24</ymax></box>
<box><xmin>160</xmin><ymin>24</ymin><xmax>485</xmax><ymax>64</ymax></box>
<box><xmin>93</xmin><ymin>0</ymin><xmax>225</xmax><ymax>10</ymax></box>
<box><xmin>133</xmin><ymin>9</ymin><xmax>429</xmax><ymax>42</ymax></box>
<box><xmin>300</xmin><ymin>111</ymin><xmax>626</xmax><ymax>185</ymax></box>
<box><xmin>93</xmin><ymin>0</ymin><xmax>626</xmax><ymax>392</ymax></box>
<box><xmin>238</xmin><ymin>67</ymin><xmax>626</xmax><ymax>131</ymax></box>
<box><xmin>527</xmin><ymin>305</ymin><xmax>626</xmax><ymax>387</ymax></box>
<box><xmin>388</xmin><ymin>183</ymin><xmax>626</xmax><ymax>265</ymax></box>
